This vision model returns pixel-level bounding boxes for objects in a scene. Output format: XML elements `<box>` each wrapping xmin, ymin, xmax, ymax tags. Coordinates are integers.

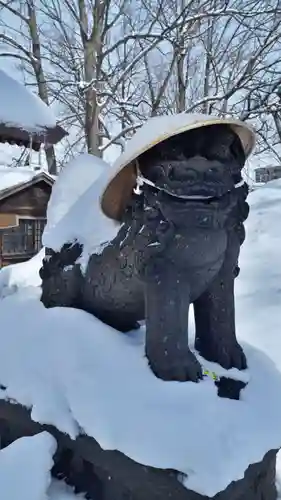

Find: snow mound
<box><xmin>0</xmin><ymin>180</ymin><xmax>280</xmax><ymax>496</ymax></box>
<box><xmin>0</xmin><ymin>69</ymin><xmax>57</xmax><ymax>131</ymax></box>
<box><xmin>48</xmin><ymin>481</ymin><xmax>85</xmax><ymax>500</ymax></box>
<box><xmin>0</xmin><ymin>165</ymin><xmax>52</xmax><ymax>192</ymax></box>
<box><xmin>0</xmin><ymin>295</ymin><xmax>280</xmax><ymax>496</ymax></box>
<box><xmin>43</xmin><ymin>153</ymin><xmax>119</xmax><ymax>269</ymax></box>
<box><xmin>0</xmin><ymin>432</ymin><xmax>56</xmax><ymax>500</ymax></box>
<box><xmin>0</xmin><ymin>433</ymin><xmax>84</xmax><ymax>500</ymax></box>
<box><xmin>0</xmin><ymin>249</ymin><xmax>44</xmax><ymax>299</ymax></box>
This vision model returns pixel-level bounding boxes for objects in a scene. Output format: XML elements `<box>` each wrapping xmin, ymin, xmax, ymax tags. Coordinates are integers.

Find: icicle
<box><xmin>29</xmin><ymin>134</ymin><xmax>33</xmax><ymax>166</ymax></box>
<box><xmin>39</xmin><ymin>144</ymin><xmax>43</xmax><ymax>167</ymax></box>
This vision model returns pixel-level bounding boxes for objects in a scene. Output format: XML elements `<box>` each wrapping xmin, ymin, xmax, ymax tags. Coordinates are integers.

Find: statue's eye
<box><xmin>147</xmin><ymin>164</ymin><xmax>164</xmax><ymax>182</ymax></box>
<box><xmin>206</xmin><ymin>143</ymin><xmax>231</xmax><ymax>162</ymax></box>
<box><xmin>167</xmin><ymin>166</ymin><xmax>176</xmax><ymax>181</ymax></box>
<box><xmin>208</xmin><ymin>167</ymin><xmax>220</xmax><ymax>176</ymax></box>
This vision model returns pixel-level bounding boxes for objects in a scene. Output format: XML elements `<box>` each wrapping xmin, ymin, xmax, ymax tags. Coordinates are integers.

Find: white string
<box><xmin>133</xmin><ymin>162</ymin><xmax>245</xmax><ymax>200</ymax></box>
<box><xmin>133</xmin><ymin>175</ymin><xmax>144</xmax><ymax>195</ymax></box>
<box><xmin>134</xmin><ymin>174</ymin><xmax>245</xmax><ymax>200</ymax></box>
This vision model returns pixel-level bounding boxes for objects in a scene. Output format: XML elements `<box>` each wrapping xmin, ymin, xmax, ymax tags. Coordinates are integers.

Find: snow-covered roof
<box><xmin>0</xmin><ymin>69</ymin><xmax>56</xmax><ymax>131</ymax></box>
<box><xmin>0</xmin><ymin>166</ymin><xmax>54</xmax><ymax>197</ymax></box>
<box><xmin>254</xmin><ymin>164</ymin><xmax>281</xmax><ymax>171</ymax></box>
<box><xmin>0</xmin><ymin>69</ymin><xmax>67</xmax><ymax>148</ymax></box>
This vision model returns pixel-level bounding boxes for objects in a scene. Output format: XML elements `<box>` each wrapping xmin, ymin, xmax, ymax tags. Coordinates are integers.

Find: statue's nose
<box><xmin>168</xmin><ymin>165</ymin><xmax>198</xmax><ymax>183</ymax></box>
<box><xmin>168</xmin><ymin>156</ymin><xmax>224</xmax><ymax>183</ymax></box>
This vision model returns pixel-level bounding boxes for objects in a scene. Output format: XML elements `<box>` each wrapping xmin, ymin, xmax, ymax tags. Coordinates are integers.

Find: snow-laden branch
<box><xmin>0</xmin><ymin>34</ymin><xmax>34</xmax><ymax>62</ymax></box>
<box><xmin>84</xmin><ymin>4</ymin><xmax>281</xmax><ymax>100</ymax></box>
<box><xmin>0</xmin><ymin>52</ymin><xmax>32</xmax><ymax>66</ymax></box>
<box><xmin>103</xmin><ymin>32</ymin><xmax>169</xmax><ymax>58</ymax></box>
<box><xmin>99</xmin><ymin>123</ymin><xmax>143</xmax><ymax>152</ymax></box>
<box><xmin>0</xmin><ymin>0</ymin><xmax>29</xmax><ymax>24</ymax></box>
<box><xmin>81</xmin><ymin>7</ymin><xmax>235</xmax><ymax>94</ymax></box>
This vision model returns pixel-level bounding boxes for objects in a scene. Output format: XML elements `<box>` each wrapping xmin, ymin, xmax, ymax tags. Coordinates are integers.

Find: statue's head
<box><xmin>137</xmin><ymin>124</ymin><xmax>246</xmax><ymax>200</ymax></box>
<box><xmin>100</xmin><ymin>114</ymin><xmax>255</xmax><ymax>223</ymax></box>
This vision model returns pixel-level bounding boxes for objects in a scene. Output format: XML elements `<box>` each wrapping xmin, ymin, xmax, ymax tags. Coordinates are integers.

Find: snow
<box><xmin>0</xmin><ymin>69</ymin><xmax>57</xmax><ymax>131</ymax></box>
<box><xmin>110</xmin><ymin>112</ymin><xmax>254</xmax><ymax>176</ymax></box>
<box><xmin>48</xmin><ymin>481</ymin><xmax>85</xmax><ymax>500</ymax></box>
<box><xmin>236</xmin><ymin>179</ymin><xmax>281</xmax><ymax>376</ymax></box>
<box><xmin>0</xmin><ymin>433</ymin><xmax>84</xmax><ymax>500</ymax></box>
<box><xmin>43</xmin><ymin>153</ymin><xmax>119</xmax><ymax>269</ymax></box>
<box><xmin>0</xmin><ymin>179</ymin><xmax>280</xmax><ymax>496</ymax></box>
<box><xmin>47</xmin><ymin>480</ymin><xmax>85</xmax><ymax>500</ymax></box>
<box><xmin>0</xmin><ymin>165</ymin><xmax>52</xmax><ymax>193</ymax></box>
<box><xmin>277</xmin><ymin>453</ymin><xmax>281</xmax><ymax>497</ymax></box>
<box><xmin>0</xmin><ymin>432</ymin><xmax>56</xmax><ymax>500</ymax></box>
<box><xmin>0</xmin><ymin>248</ymin><xmax>44</xmax><ymax>299</ymax></box>
<box><xmin>0</xmin><ymin>295</ymin><xmax>280</xmax><ymax>496</ymax></box>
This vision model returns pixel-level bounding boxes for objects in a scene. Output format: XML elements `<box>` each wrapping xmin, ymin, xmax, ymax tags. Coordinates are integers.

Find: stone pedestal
<box><xmin>0</xmin><ymin>399</ymin><xmax>278</xmax><ymax>500</ymax></box>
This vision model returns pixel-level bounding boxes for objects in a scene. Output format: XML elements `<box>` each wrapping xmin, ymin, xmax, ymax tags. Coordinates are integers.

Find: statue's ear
<box><xmin>231</xmin><ymin>133</ymin><xmax>246</xmax><ymax>167</ymax></box>
<box><xmin>137</xmin><ymin>154</ymin><xmax>149</xmax><ymax>177</ymax></box>
<box><xmin>124</xmin><ymin>191</ymin><xmax>143</xmax><ymax>219</ymax></box>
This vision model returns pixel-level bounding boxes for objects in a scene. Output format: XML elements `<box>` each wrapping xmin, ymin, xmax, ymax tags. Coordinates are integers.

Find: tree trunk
<box><xmin>27</xmin><ymin>2</ymin><xmax>57</xmax><ymax>174</ymax></box>
<box><xmin>175</xmin><ymin>0</ymin><xmax>186</xmax><ymax>113</ymax></box>
<box><xmin>79</xmin><ymin>0</ymin><xmax>104</xmax><ymax>157</ymax></box>
<box><xmin>202</xmin><ymin>11</ymin><xmax>214</xmax><ymax>114</ymax></box>
<box><xmin>84</xmin><ymin>43</ymin><xmax>101</xmax><ymax>156</ymax></box>
<box><xmin>272</xmin><ymin>110</ymin><xmax>281</xmax><ymax>142</ymax></box>
<box><xmin>176</xmin><ymin>49</ymin><xmax>186</xmax><ymax>113</ymax></box>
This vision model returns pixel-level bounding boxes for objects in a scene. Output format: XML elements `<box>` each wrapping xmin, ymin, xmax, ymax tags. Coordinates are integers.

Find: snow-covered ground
<box><xmin>0</xmin><ymin>433</ymin><xmax>84</xmax><ymax>500</ymax></box>
<box><xmin>0</xmin><ymin>158</ymin><xmax>280</xmax><ymax>498</ymax></box>
<box><xmin>0</xmin><ymin>249</ymin><xmax>44</xmax><ymax>299</ymax></box>
<box><xmin>236</xmin><ymin>179</ymin><xmax>281</xmax><ymax>362</ymax></box>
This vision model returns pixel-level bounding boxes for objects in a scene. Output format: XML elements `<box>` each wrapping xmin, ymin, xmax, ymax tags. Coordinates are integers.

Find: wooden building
<box><xmin>255</xmin><ymin>165</ymin><xmax>281</xmax><ymax>184</ymax></box>
<box><xmin>0</xmin><ymin>68</ymin><xmax>67</xmax><ymax>268</ymax></box>
<box><xmin>0</xmin><ymin>171</ymin><xmax>54</xmax><ymax>267</ymax></box>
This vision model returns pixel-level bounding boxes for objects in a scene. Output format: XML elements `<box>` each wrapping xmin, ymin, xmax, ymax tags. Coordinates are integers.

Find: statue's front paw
<box><xmin>147</xmin><ymin>348</ymin><xmax>203</xmax><ymax>383</ymax></box>
<box><xmin>229</xmin><ymin>342</ymin><xmax>247</xmax><ymax>370</ymax></box>
<box><xmin>196</xmin><ymin>337</ymin><xmax>247</xmax><ymax>371</ymax></box>
<box><xmin>216</xmin><ymin>341</ymin><xmax>247</xmax><ymax>371</ymax></box>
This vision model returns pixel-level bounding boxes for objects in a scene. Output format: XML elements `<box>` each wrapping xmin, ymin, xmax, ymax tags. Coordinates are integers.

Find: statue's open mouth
<box><xmin>134</xmin><ymin>173</ymin><xmax>245</xmax><ymax>203</ymax></box>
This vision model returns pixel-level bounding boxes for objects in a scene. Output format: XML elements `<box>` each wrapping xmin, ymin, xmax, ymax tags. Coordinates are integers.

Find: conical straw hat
<box><xmin>100</xmin><ymin>113</ymin><xmax>255</xmax><ymax>221</ymax></box>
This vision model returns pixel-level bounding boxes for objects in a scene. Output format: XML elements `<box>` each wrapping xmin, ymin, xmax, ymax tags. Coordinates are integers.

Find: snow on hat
<box><xmin>100</xmin><ymin>112</ymin><xmax>255</xmax><ymax>222</ymax></box>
